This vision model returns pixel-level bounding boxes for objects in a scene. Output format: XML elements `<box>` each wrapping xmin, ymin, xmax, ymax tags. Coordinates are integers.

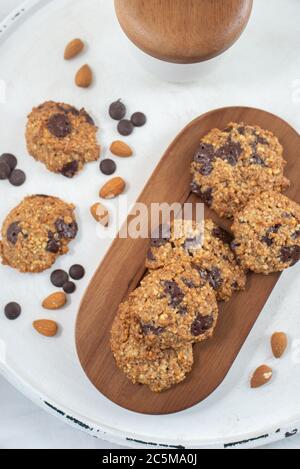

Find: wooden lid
<box><xmin>114</xmin><ymin>0</ymin><xmax>253</xmax><ymax>64</ymax></box>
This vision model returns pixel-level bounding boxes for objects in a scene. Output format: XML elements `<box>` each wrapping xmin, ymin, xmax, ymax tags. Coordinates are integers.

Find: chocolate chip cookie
<box><xmin>26</xmin><ymin>101</ymin><xmax>101</xmax><ymax>177</ymax></box>
<box><xmin>191</xmin><ymin>123</ymin><xmax>290</xmax><ymax>219</ymax></box>
<box><xmin>232</xmin><ymin>191</ymin><xmax>300</xmax><ymax>274</ymax></box>
<box><xmin>111</xmin><ymin>299</ymin><xmax>194</xmax><ymax>392</ymax></box>
<box><xmin>0</xmin><ymin>195</ymin><xmax>78</xmax><ymax>273</ymax></box>
<box><xmin>129</xmin><ymin>261</ymin><xmax>218</xmax><ymax>349</ymax></box>
<box><xmin>146</xmin><ymin>219</ymin><xmax>247</xmax><ymax>301</ymax></box>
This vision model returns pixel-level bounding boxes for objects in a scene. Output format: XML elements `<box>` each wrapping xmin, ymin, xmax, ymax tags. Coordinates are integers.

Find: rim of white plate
<box><xmin>0</xmin><ymin>0</ymin><xmax>300</xmax><ymax>449</ymax></box>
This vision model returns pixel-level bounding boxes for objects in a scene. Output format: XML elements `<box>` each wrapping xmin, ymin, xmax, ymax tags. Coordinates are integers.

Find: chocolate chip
<box><xmin>51</xmin><ymin>270</ymin><xmax>69</xmax><ymax>288</ymax></box>
<box><xmin>150</xmin><ymin>224</ymin><xmax>170</xmax><ymax>247</ymax></box>
<box><xmin>280</xmin><ymin>246</ymin><xmax>300</xmax><ymax>266</ymax></box>
<box><xmin>0</xmin><ymin>153</ymin><xmax>18</xmax><ymax>170</ymax></box>
<box><xmin>191</xmin><ymin>315</ymin><xmax>213</xmax><ymax>336</ymax></box>
<box><xmin>109</xmin><ymin>100</ymin><xmax>126</xmax><ymax>120</ymax></box>
<box><xmin>100</xmin><ymin>159</ymin><xmax>117</xmax><ymax>176</ymax></box>
<box><xmin>55</xmin><ymin>219</ymin><xmax>78</xmax><ymax>239</ymax></box>
<box><xmin>216</xmin><ymin>140</ymin><xmax>242</xmax><ymax>166</ymax></box>
<box><xmin>191</xmin><ymin>184</ymin><xmax>213</xmax><ymax>207</ymax></box>
<box><xmin>141</xmin><ymin>324</ymin><xmax>165</xmax><ymax>336</ymax></box>
<box><xmin>4</xmin><ymin>302</ymin><xmax>21</xmax><ymax>320</ymax></box>
<box><xmin>194</xmin><ymin>143</ymin><xmax>214</xmax><ymax>176</ymax></box>
<box><xmin>250</xmin><ymin>152</ymin><xmax>266</xmax><ymax>166</ymax></box>
<box><xmin>47</xmin><ymin>113</ymin><xmax>72</xmax><ymax>138</ymax></box>
<box><xmin>237</xmin><ymin>126</ymin><xmax>245</xmax><ymax>135</ymax></box>
<box><xmin>69</xmin><ymin>264</ymin><xmax>85</xmax><ymax>280</ymax></box>
<box><xmin>261</xmin><ymin>236</ymin><xmax>273</xmax><ymax>247</ymax></box>
<box><xmin>131</xmin><ymin>112</ymin><xmax>146</xmax><ymax>127</ymax></box>
<box><xmin>7</xmin><ymin>222</ymin><xmax>21</xmax><ymax>244</ymax></box>
<box><xmin>262</xmin><ymin>224</ymin><xmax>282</xmax><ymax>245</ymax></box>
<box><xmin>194</xmin><ymin>265</ymin><xmax>223</xmax><ymax>291</ymax></box>
<box><xmin>61</xmin><ymin>160</ymin><xmax>78</xmax><ymax>178</ymax></box>
<box><xmin>182</xmin><ymin>278</ymin><xmax>196</xmax><ymax>288</ymax></box>
<box><xmin>118</xmin><ymin>119</ymin><xmax>134</xmax><ymax>136</ymax></box>
<box><xmin>232</xmin><ymin>281</ymin><xmax>239</xmax><ymax>290</ymax></box>
<box><xmin>292</xmin><ymin>230</ymin><xmax>300</xmax><ymax>240</ymax></box>
<box><xmin>212</xmin><ymin>227</ymin><xmax>233</xmax><ymax>244</ymax></box>
<box><xmin>163</xmin><ymin>280</ymin><xmax>184</xmax><ymax>308</ymax></box>
<box><xmin>0</xmin><ymin>161</ymin><xmax>11</xmax><ymax>180</ymax></box>
<box><xmin>178</xmin><ymin>305</ymin><xmax>188</xmax><ymax>316</ymax></box>
<box><xmin>256</xmin><ymin>135</ymin><xmax>268</xmax><ymax>145</ymax></box>
<box><xmin>46</xmin><ymin>234</ymin><xmax>60</xmax><ymax>254</ymax></box>
<box><xmin>9</xmin><ymin>169</ymin><xmax>26</xmax><ymax>186</ymax></box>
<box><xmin>63</xmin><ymin>281</ymin><xmax>76</xmax><ymax>294</ymax></box>
<box><xmin>147</xmin><ymin>248</ymin><xmax>156</xmax><ymax>261</ymax></box>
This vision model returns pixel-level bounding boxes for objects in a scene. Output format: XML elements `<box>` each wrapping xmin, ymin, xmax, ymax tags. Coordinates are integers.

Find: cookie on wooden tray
<box><xmin>26</xmin><ymin>101</ymin><xmax>101</xmax><ymax>178</ymax></box>
<box><xmin>0</xmin><ymin>195</ymin><xmax>78</xmax><ymax>273</ymax></box>
<box><xmin>232</xmin><ymin>191</ymin><xmax>300</xmax><ymax>274</ymax></box>
<box><xmin>146</xmin><ymin>219</ymin><xmax>247</xmax><ymax>301</ymax></box>
<box><xmin>191</xmin><ymin>122</ymin><xmax>290</xmax><ymax>219</ymax></box>
<box><xmin>111</xmin><ymin>300</ymin><xmax>194</xmax><ymax>393</ymax></box>
<box><xmin>129</xmin><ymin>261</ymin><xmax>218</xmax><ymax>350</ymax></box>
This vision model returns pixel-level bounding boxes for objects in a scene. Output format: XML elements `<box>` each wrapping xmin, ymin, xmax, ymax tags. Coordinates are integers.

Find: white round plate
<box><xmin>0</xmin><ymin>0</ymin><xmax>300</xmax><ymax>449</ymax></box>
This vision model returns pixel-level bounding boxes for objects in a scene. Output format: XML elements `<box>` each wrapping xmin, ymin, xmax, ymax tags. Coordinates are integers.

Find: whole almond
<box><xmin>110</xmin><ymin>141</ymin><xmax>133</xmax><ymax>158</ymax></box>
<box><xmin>75</xmin><ymin>64</ymin><xmax>93</xmax><ymax>88</ymax></box>
<box><xmin>90</xmin><ymin>202</ymin><xmax>109</xmax><ymax>226</ymax></box>
<box><xmin>64</xmin><ymin>38</ymin><xmax>85</xmax><ymax>60</ymax></box>
<box><xmin>251</xmin><ymin>365</ymin><xmax>273</xmax><ymax>389</ymax></box>
<box><xmin>271</xmin><ymin>332</ymin><xmax>288</xmax><ymax>359</ymax></box>
<box><xmin>42</xmin><ymin>292</ymin><xmax>67</xmax><ymax>310</ymax></box>
<box><xmin>33</xmin><ymin>320</ymin><xmax>58</xmax><ymax>337</ymax></box>
<box><xmin>99</xmin><ymin>177</ymin><xmax>126</xmax><ymax>199</ymax></box>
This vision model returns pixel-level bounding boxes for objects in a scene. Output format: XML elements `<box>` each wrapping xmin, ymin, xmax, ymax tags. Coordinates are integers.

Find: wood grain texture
<box><xmin>76</xmin><ymin>107</ymin><xmax>300</xmax><ymax>415</ymax></box>
<box><xmin>114</xmin><ymin>0</ymin><xmax>253</xmax><ymax>64</ymax></box>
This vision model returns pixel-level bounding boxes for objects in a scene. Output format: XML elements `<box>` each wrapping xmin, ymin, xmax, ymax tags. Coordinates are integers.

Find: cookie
<box><xmin>111</xmin><ymin>301</ymin><xmax>193</xmax><ymax>392</ymax></box>
<box><xmin>0</xmin><ymin>195</ymin><xmax>78</xmax><ymax>273</ymax></box>
<box><xmin>146</xmin><ymin>219</ymin><xmax>247</xmax><ymax>301</ymax></box>
<box><xmin>232</xmin><ymin>191</ymin><xmax>300</xmax><ymax>274</ymax></box>
<box><xmin>191</xmin><ymin>123</ymin><xmax>290</xmax><ymax>218</ymax></box>
<box><xmin>26</xmin><ymin>101</ymin><xmax>101</xmax><ymax>178</ymax></box>
<box><xmin>129</xmin><ymin>261</ymin><xmax>218</xmax><ymax>349</ymax></box>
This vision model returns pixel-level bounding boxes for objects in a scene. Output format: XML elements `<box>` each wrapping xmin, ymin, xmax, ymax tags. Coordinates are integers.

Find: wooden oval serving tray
<box><xmin>76</xmin><ymin>107</ymin><xmax>300</xmax><ymax>415</ymax></box>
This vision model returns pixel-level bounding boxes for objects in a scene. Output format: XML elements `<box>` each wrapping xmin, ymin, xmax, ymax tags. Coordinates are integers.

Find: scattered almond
<box><xmin>90</xmin><ymin>202</ymin><xmax>109</xmax><ymax>226</ymax></box>
<box><xmin>271</xmin><ymin>332</ymin><xmax>288</xmax><ymax>359</ymax></box>
<box><xmin>251</xmin><ymin>365</ymin><xmax>273</xmax><ymax>388</ymax></box>
<box><xmin>99</xmin><ymin>177</ymin><xmax>126</xmax><ymax>199</ymax></box>
<box><xmin>110</xmin><ymin>140</ymin><xmax>133</xmax><ymax>158</ymax></box>
<box><xmin>75</xmin><ymin>64</ymin><xmax>93</xmax><ymax>88</ymax></box>
<box><xmin>64</xmin><ymin>38</ymin><xmax>85</xmax><ymax>60</ymax></box>
<box><xmin>33</xmin><ymin>320</ymin><xmax>58</xmax><ymax>337</ymax></box>
<box><xmin>42</xmin><ymin>292</ymin><xmax>67</xmax><ymax>310</ymax></box>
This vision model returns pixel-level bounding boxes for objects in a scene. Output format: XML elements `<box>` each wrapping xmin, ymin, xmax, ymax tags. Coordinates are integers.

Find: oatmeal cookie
<box><xmin>146</xmin><ymin>219</ymin><xmax>247</xmax><ymax>301</ymax></box>
<box><xmin>130</xmin><ymin>261</ymin><xmax>218</xmax><ymax>349</ymax></box>
<box><xmin>0</xmin><ymin>195</ymin><xmax>78</xmax><ymax>273</ymax></box>
<box><xmin>111</xmin><ymin>302</ymin><xmax>193</xmax><ymax>392</ymax></box>
<box><xmin>26</xmin><ymin>101</ymin><xmax>101</xmax><ymax>177</ymax></box>
<box><xmin>232</xmin><ymin>191</ymin><xmax>300</xmax><ymax>274</ymax></box>
<box><xmin>191</xmin><ymin>122</ymin><xmax>290</xmax><ymax>218</ymax></box>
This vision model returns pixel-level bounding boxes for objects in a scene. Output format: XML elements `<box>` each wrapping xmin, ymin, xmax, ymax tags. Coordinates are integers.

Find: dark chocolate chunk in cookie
<box><xmin>141</xmin><ymin>323</ymin><xmax>165</xmax><ymax>336</ymax></box>
<box><xmin>61</xmin><ymin>160</ymin><xmax>79</xmax><ymax>178</ymax></box>
<box><xmin>162</xmin><ymin>280</ymin><xmax>184</xmax><ymax>308</ymax></box>
<box><xmin>280</xmin><ymin>246</ymin><xmax>300</xmax><ymax>266</ymax></box>
<box><xmin>55</xmin><ymin>219</ymin><xmax>78</xmax><ymax>239</ymax></box>
<box><xmin>7</xmin><ymin>222</ymin><xmax>22</xmax><ymax>245</ymax></box>
<box><xmin>191</xmin><ymin>315</ymin><xmax>214</xmax><ymax>336</ymax></box>
<box><xmin>47</xmin><ymin>113</ymin><xmax>72</xmax><ymax>138</ymax></box>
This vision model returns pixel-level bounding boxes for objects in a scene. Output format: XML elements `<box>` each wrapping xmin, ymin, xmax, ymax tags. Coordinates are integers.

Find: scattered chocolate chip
<box><xmin>51</xmin><ymin>270</ymin><xmax>69</xmax><ymax>288</ymax></box>
<box><xmin>55</xmin><ymin>219</ymin><xmax>78</xmax><ymax>239</ymax></box>
<box><xmin>216</xmin><ymin>140</ymin><xmax>242</xmax><ymax>166</ymax></box>
<box><xmin>231</xmin><ymin>241</ymin><xmax>240</xmax><ymax>251</ymax></box>
<box><xmin>47</xmin><ymin>113</ymin><xmax>72</xmax><ymax>138</ymax></box>
<box><xmin>46</xmin><ymin>234</ymin><xmax>60</xmax><ymax>254</ymax></box>
<box><xmin>141</xmin><ymin>323</ymin><xmax>165</xmax><ymax>336</ymax></box>
<box><xmin>181</xmin><ymin>278</ymin><xmax>196</xmax><ymax>288</ymax></box>
<box><xmin>131</xmin><ymin>112</ymin><xmax>146</xmax><ymax>127</ymax></box>
<box><xmin>0</xmin><ymin>153</ymin><xmax>18</xmax><ymax>170</ymax></box>
<box><xmin>100</xmin><ymin>159</ymin><xmax>116</xmax><ymax>176</ymax></box>
<box><xmin>163</xmin><ymin>280</ymin><xmax>184</xmax><ymax>308</ymax></box>
<box><xmin>118</xmin><ymin>119</ymin><xmax>134</xmax><ymax>136</ymax></box>
<box><xmin>194</xmin><ymin>265</ymin><xmax>223</xmax><ymax>291</ymax></box>
<box><xmin>250</xmin><ymin>152</ymin><xmax>266</xmax><ymax>166</ymax></box>
<box><xmin>4</xmin><ymin>302</ymin><xmax>21</xmax><ymax>320</ymax></box>
<box><xmin>224</xmin><ymin>126</ymin><xmax>234</xmax><ymax>133</ymax></box>
<box><xmin>280</xmin><ymin>246</ymin><xmax>300</xmax><ymax>266</ymax></box>
<box><xmin>212</xmin><ymin>227</ymin><xmax>233</xmax><ymax>244</ymax></box>
<box><xmin>109</xmin><ymin>100</ymin><xmax>126</xmax><ymax>121</ymax></box>
<box><xmin>256</xmin><ymin>135</ymin><xmax>268</xmax><ymax>145</ymax></box>
<box><xmin>178</xmin><ymin>305</ymin><xmax>188</xmax><ymax>316</ymax></box>
<box><xmin>191</xmin><ymin>315</ymin><xmax>213</xmax><ymax>336</ymax></box>
<box><xmin>0</xmin><ymin>161</ymin><xmax>11</xmax><ymax>180</ymax></box>
<box><xmin>7</xmin><ymin>222</ymin><xmax>21</xmax><ymax>244</ymax></box>
<box><xmin>9</xmin><ymin>169</ymin><xmax>26</xmax><ymax>187</ymax></box>
<box><xmin>69</xmin><ymin>264</ymin><xmax>85</xmax><ymax>280</ymax></box>
<box><xmin>261</xmin><ymin>236</ymin><xmax>273</xmax><ymax>247</ymax></box>
<box><xmin>237</xmin><ymin>126</ymin><xmax>245</xmax><ymax>135</ymax></box>
<box><xmin>61</xmin><ymin>160</ymin><xmax>78</xmax><ymax>178</ymax></box>
<box><xmin>232</xmin><ymin>281</ymin><xmax>239</xmax><ymax>290</ymax></box>
<box><xmin>147</xmin><ymin>248</ymin><xmax>156</xmax><ymax>261</ymax></box>
<box><xmin>63</xmin><ymin>281</ymin><xmax>76</xmax><ymax>294</ymax></box>
<box><xmin>191</xmin><ymin>185</ymin><xmax>213</xmax><ymax>207</ymax></box>
<box><xmin>194</xmin><ymin>143</ymin><xmax>214</xmax><ymax>176</ymax></box>
<box><xmin>150</xmin><ymin>224</ymin><xmax>170</xmax><ymax>247</ymax></box>
<box><xmin>262</xmin><ymin>224</ymin><xmax>282</xmax><ymax>245</ymax></box>
<box><xmin>292</xmin><ymin>230</ymin><xmax>300</xmax><ymax>240</ymax></box>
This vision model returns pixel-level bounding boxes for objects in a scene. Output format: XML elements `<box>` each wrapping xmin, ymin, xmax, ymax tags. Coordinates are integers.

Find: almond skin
<box><xmin>110</xmin><ymin>141</ymin><xmax>133</xmax><ymax>158</ymax></box>
<box><xmin>90</xmin><ymin>203</ymin><xmax>109</xmax><ymax>226</ymax></box>
<box><xmin>42</xmin><ymin>292</ymin><xmax>67</xmax><ymax>310</ymax></box>
<box><xmin>251</xmin><ymin>365</ymin><xmax>273</xmax><ymax>388</ymax></box>
<box><xmin>75</xmin><ymin>64</ymin><xmax>93</xmax><ymax>88</ymax></box>
<box><xmin>33</xmin><ymin>320</ymin><xmax>58</xmax><ymax>337</ymax></box>
<box><xmin>271</xmin><ymin>332</ymin><xmax>288</xmax><ymax>359</ymax></box>
<box><xmin>99</xmin><ymin>177</ymin><xmax>126</xmax><ymax>199</ymax></box>
<box><xmin>64</xmin><ymin>38</ymin><xmax>85</xmax><ymax>60</ymax></box>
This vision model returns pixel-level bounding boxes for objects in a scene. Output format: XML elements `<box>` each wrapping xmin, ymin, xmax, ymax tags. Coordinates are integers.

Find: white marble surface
<box><xmin>0</xmin><ymin>0</ymin><xmax>299</xmax><ymax>450</ymax></box>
